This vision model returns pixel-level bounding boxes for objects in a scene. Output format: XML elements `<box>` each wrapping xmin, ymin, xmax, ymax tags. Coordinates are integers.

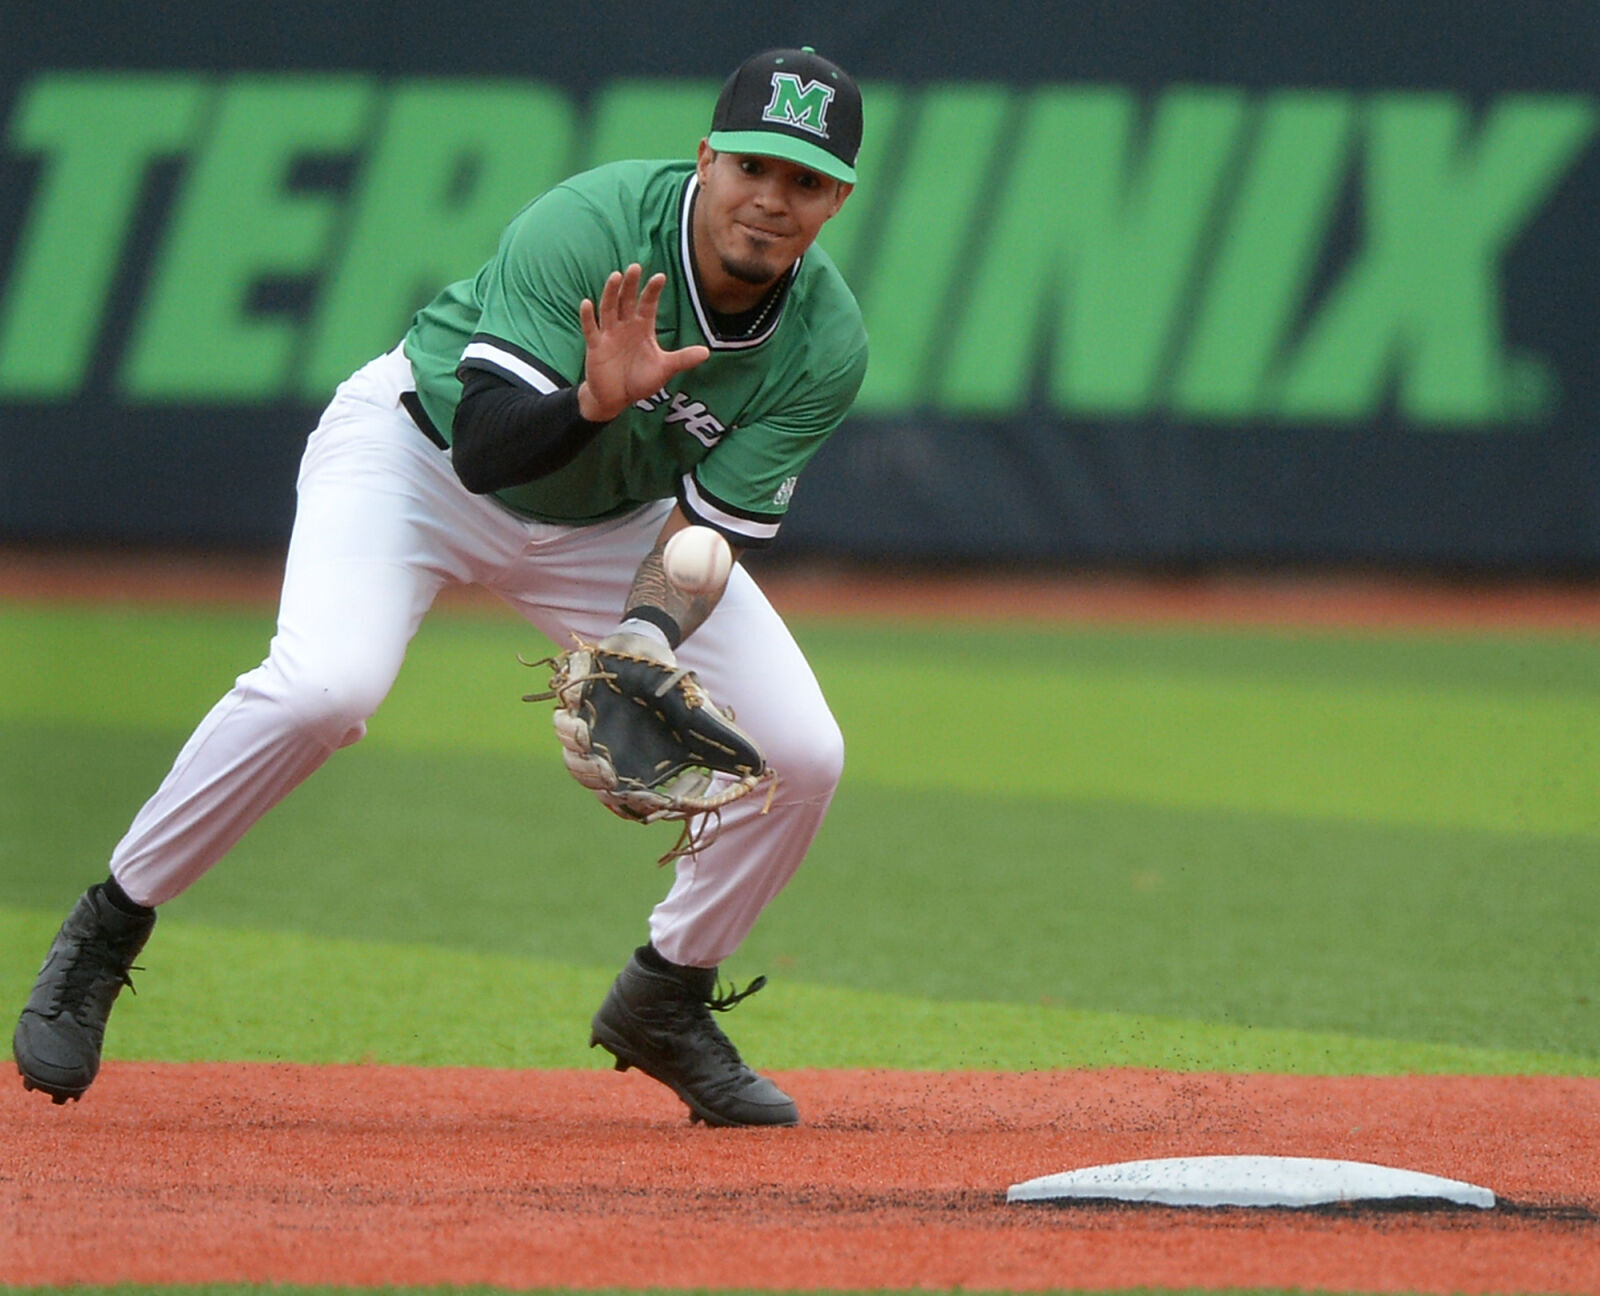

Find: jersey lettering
<box><xmin>662</xmin><ymin>392</ymin><xmax>726</xmax><ymax>446</ymax></box>
<box><xmin>636</xmin><ymin>386</ymin><xmax>729</xmax><ymax>447</ymax></box>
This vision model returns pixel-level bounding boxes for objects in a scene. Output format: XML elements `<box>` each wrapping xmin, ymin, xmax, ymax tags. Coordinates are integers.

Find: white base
<box><xmin>1007</xmin><ymin>1155</ymin><xmax>1495</xmax><ymax>1209</ymax></box>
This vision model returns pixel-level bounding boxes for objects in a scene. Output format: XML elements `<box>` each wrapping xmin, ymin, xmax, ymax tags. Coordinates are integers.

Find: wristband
<box><xmin>620</xmin><ymin>606</ymin><xmax>683</xmax><ymax>649</ymax></box>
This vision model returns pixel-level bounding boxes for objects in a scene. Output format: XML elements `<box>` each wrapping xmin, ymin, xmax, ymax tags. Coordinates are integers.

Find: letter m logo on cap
<box><xmin>763</xmin><ymin>72</ymin><xmax>835</xmax><ymax>138</ymax></box>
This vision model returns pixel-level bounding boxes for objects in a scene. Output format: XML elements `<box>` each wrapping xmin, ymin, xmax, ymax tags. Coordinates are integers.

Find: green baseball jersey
<box><xmin>403</xmin><ymin>159</ymin><xmax>868</xmax><ymax>546</ymax></box>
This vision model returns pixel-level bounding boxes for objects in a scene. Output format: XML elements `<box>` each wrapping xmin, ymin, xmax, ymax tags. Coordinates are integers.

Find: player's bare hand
<box><xmin>578</xmin><ymin>265</ymin><xmax>710</xmax><ymax>423</ymax></box>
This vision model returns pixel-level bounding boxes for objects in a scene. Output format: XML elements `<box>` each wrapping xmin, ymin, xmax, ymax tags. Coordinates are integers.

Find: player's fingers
<box><xmin>636</xmin><ymin>272</ymin><xmax>668</xmax><ymax>319</ymax></box>
<box><xmin>597</xmin><ymin>270</ymin><xmax>624</xmax><ymax>324</ymax></box>
<box><xmin>663</xmin><ymin>344</ymin><xmax>710</xmax><ymax>375</ymax></box>
<box><xmin>579</xmin><ymin>296</ymin><xmax>598</xmax><ymax>341</ymax></box>
<box><xmin>616</xmin><ymin>263</ymin><xmax>643</xmax><ymax>319</ymax></box>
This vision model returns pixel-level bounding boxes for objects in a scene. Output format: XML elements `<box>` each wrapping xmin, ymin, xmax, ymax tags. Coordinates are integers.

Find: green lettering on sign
<box><xmin>122</xmin><ymin>75</ymin><xmax>376</xmax><ymax>401</ymax></box>
<box><xmin>1172</xmin><ymin>92</ymin><xmax>1355</xmax><ymax>420</ymax></box>
<box><xmin>0</xmin><ymin>70</ymin><xmax>1593</xmax><ymax>429</ymax></box>
<box><xmin>1280</xmin><ymin>93</ymin><xmax>1599</xmax><ymax>425</ymax></box>
<box><xmin>939</xmin><ymin>85</ymin><xmax>1247</xmax><ymax>415</ymax></box>
<box><xmin>302</xmin><ymin>81</ymin><xmax>576</xmax><ymax>396</ymax></box>
<box><xmin>851</xmin><ymin>84</ymin><xmax>1008</xmax><ymax>413</ymax></box>
<box><xmin>0</xmin><ymin>74</ymin><xmax>208</xmax><ymax>397</ymax></box>
<box><xmin>583</xmin><ymin>80</ymin><xmax>716</xmax><ymax>169</ymax></box>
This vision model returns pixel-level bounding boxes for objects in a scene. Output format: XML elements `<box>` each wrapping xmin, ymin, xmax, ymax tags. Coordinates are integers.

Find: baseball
<box><xmin>663</xmin><ymin>526</ymin><xmax>733</xmax><ymax>595</ymax></box>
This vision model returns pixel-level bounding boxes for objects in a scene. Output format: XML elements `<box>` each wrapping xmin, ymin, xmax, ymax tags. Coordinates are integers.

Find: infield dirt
<box><xmin>4</xmin><ymin>1063</ymin><xmax>1599</xmax><ymax>1292</ymax></box>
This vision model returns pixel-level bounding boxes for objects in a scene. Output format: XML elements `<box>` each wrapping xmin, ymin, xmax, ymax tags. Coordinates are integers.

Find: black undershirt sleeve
<box><xmin>449</xmin><ymin>366</ymin><xmax>609</xmax><ymax>494</ymax></box>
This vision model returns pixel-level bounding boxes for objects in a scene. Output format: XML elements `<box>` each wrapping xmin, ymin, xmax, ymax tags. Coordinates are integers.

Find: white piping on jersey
<box><xmin>460</xmin><ymin>339</ymin><xmax>562</xmax><ymax>393</ymax></box>
<box><xmin>679</xmin><ymin>174</ymin><xmax>798</xmax><ymax>352</ymax></box>
<box><xmin>681</xmin><ymin>473</ymin><xmax>781</xmax><ymax>542</ymax></box>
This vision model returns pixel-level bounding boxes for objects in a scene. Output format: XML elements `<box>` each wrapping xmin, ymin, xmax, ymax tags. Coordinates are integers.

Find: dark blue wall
<box><xmin>2</xmin><ymin>1</ymin><xmax>1596</xmax><ymax>571</ymax></box>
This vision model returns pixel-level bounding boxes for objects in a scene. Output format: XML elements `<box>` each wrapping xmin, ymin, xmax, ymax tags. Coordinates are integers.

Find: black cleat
<box><xmin>14</xmin><ymin>884</ymin><xmax>155</xmax><ymax>1103</ymax></box>
<box><xmin>590</xmin><ymin>947</ymin><xmax>799</xmax><ymax>1127</ymax></box>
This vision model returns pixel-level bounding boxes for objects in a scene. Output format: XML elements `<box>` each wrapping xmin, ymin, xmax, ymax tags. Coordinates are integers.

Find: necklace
<box><xmin>736</xmin><ymin>278</ymin><xmax>786</xmax><ymax>338</ymax></box>
<box><xmin>711</xmin><ymin>268</ymin><xmax>794</xmax><ymax>341</ymax></box>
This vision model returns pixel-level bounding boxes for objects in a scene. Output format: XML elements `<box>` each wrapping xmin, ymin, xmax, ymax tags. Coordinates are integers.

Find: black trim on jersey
<box><xmin>457</xmin><ymin>332</ymin><xmax>571</xmax><ymax>392</ymax></box>
<box><xmin>676</xmin><ymin>474</ymin><xmax>782</xmax><ymax>550</ymax></box>
<box><xmin>678</xmin><ymin>174</ymin><xmax>799</xmax><ymax>352</ymax></box>
<box><xmin>400</xmin><ymin>391</ymin><xmax>449</xmax><ymax>450</ymax></box>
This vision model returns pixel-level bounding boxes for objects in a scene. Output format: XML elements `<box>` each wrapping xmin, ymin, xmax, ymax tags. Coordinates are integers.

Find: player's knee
<box><xmin>766</xmin><ymin>709</ymin><xmax>845</xmax><ymax>801</ymax></box>
<box><xmin>262</xmin><ymin>661</ymin><xmax>388</xmax><ymax>747</ymax></box>
<box><xmin>307</xmin><ymin>686</ymin><xmax>382</xmax><ymax>746</ymax></box>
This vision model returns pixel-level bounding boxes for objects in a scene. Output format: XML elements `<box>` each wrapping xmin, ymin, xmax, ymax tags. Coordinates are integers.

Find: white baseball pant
<box><xmin>107</xmin><ymin>345</ymin><xmax>845</xmax><ymax>968</ymax></box>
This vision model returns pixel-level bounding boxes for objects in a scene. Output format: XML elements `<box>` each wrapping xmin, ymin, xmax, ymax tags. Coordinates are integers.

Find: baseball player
<box><xmin>13</xmin><ymin>47</ymin><xmax>866</xmax><ymax>1127</ymax></box>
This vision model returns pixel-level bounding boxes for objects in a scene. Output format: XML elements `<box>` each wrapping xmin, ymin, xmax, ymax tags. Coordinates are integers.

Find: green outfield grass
<box><xmin>2</xmin><ymin>598</ymin><xmax>1596</xmax><ymax>1075</ymax></box>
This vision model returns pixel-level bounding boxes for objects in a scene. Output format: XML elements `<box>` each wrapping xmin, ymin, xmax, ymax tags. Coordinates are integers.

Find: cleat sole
<box><xmin>19</xmin><ymin>1072</ymin><xmax>85</xmax><ymax>1104</ymax></box>
<box><xmin>589</xmin><ymin>1033</ymin><xmax>635</xmax><ymax>1073</ymax></box>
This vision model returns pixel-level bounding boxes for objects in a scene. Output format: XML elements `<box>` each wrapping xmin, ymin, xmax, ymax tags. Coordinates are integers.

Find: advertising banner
<box><xmin>2</xmin><ymin>1</ymin><xmax>1595</xmax><ymax>568</ymax></box>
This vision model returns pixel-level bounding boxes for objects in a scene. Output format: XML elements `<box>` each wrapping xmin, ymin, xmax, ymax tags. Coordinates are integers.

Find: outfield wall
<box><xmin>1</xmin><ymin>0</ymin><xmax>1596</xmax><ymax>571</ymax></box>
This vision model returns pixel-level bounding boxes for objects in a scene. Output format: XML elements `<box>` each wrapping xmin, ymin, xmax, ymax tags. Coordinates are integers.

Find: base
<box><xmin>1007</xmin><ymin>1154</ymin><xmax>1495</xmax><ymax>1209</ymax></box>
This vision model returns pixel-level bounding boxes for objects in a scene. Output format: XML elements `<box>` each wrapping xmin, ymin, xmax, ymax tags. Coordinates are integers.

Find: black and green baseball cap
<box><xmin>707</xmin><ymin>47</ymin><xmax>862</xmax><ymax>183</ymax></box>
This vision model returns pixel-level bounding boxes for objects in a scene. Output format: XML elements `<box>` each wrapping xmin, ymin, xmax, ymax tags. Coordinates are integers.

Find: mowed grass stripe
<box><xmin>0</xmin><ymin>908</ymin><xmax>1588</xmax><ymax>1075</ymax></box>
<box><xmin>3</xmin><ymin>605</ymin><xmax>1599</xmax><ymax>838</ymax></box>
<box><xmin>826</xmin><ymin>658</ymin><xmax>1600</xmax><ymax>838</ymax></box>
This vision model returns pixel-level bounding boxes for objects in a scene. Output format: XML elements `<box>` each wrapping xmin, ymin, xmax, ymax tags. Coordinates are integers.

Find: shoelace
<box><xmin>707</xmin><ymin>975</ymin><xmax>767</xmax><ymax>1012</ymax></box>
<box><xmin>48</xmin><ymin>944</ymin><xmax>140</xmax><ymax>1015</ymax></box>
<box><xmin>48</xmin><ymin>947</ymin><xmax>138</xmax><ymax>1011</ymax></box>
<box><xmin>662</xmin><ymin>975</ymin><xmax>769</xmax><ymax>1075</ymax></box>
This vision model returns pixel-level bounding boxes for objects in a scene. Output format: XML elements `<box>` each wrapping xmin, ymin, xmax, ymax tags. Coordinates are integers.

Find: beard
<box><xmin>718</xmin><ymin>249</ymin><xmax>782</xmax><ymax>287</ymax></box>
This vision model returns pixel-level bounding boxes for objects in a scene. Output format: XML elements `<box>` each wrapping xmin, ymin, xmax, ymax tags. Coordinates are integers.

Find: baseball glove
<box><xmin>525</xmin><ymin>632</ymin><xmax>772</xmax><ymax>833</ymax></box>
